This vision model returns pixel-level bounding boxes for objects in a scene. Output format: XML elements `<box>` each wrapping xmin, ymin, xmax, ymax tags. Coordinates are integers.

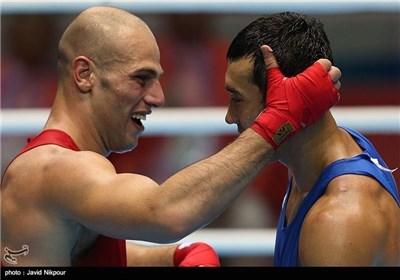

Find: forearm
<box><xmin>126</xmin><ymin>241</ymin><xmax>221</xmax><ymax>267</ymax></box>
<box><xmin>126</xmin><ymin>241</ymin><xmax>176</xmax><ymax>266</ymax></box>
<box><xmin>147</xmin><ymin>51</ymin><xmax>339</xmax><ymax>242</ymax></box>
<box><xmin>159</xmin><ymin>129</ymin><xmax>273</xmax><ymax>238</ymax></box>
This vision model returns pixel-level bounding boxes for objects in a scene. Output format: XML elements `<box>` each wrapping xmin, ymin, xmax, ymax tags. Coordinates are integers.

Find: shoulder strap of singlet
<box><xmin>291</xmin><ymin>153</ymin><xmax>399</xmax><ymax>242</ymax></box>
<box><xmin>2</xmin><ymin>129</ymin><xmax>80</xmax><ymax>186</ymax></box>
<box><xmin>305</xmin><ymin>154</ymin><xmax>400</xmax><ymax>207</ymax></box>
<box><xmin>19</xmin><ymin>129</ymin><xmax>80</xmax><ymax>155</ymax></box>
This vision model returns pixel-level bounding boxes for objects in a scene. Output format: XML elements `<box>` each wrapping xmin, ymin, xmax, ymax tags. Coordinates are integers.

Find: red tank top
<box><xmin>4</xmin><ymin>129</ymin><xmax>127</xmax><ymax>267</ymax></box>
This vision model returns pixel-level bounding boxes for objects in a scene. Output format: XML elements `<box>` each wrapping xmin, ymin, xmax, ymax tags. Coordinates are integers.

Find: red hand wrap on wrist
<box><xmin>173</xmin><ymin>242</ymin><xmax>220</xmax><ymax>267</ymax></box>
<box><xmin>251</xmin><ymin>61</ymin><xmax>340</xmax><ymax>149</ymax></box>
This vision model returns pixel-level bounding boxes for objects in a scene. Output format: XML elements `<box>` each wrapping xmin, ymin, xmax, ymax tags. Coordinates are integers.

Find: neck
<box><xmin>44</xmin><ymin>87</ymin><xmax>105</xmax><ymax>155</ymax></box>
<box><xmin>277</xmin><ymin>112</ymin><xmax>362</xmax><ymax>194</ymax></box>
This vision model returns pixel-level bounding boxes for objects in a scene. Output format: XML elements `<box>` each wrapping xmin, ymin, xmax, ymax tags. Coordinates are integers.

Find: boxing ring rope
<box><xmin>2</xmin><ymin>0</ymin><xmax>399</xmax><ymax>14</ymax></box>
<box><xmin>1</xmin><ymin>106</ymin><xmax>399</xmax><ymax>256</ymax></box>
<box><xmin>1</xmin><ymin>0</ymin><xmax>398</xmax><ymax>262</ymax></box>
<box><xmin>130</xmin><ymin>228</ymin><xmax>277</xmax><ymax>257</ymax></box>
<box><xmin>2</xmin><ymin>106</ymin><xmax>399</xmax><ymax>136</ymax></box>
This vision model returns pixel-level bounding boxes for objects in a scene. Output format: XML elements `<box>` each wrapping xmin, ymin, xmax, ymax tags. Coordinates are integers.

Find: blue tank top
<box><xmin>273</xmin><ymin>126</ymin><xmax>399</xmax><ymax>266</ymax></box>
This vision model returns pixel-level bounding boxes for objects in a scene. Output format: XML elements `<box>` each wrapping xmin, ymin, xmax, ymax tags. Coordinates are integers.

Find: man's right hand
<box><xmin>251</xmin><ymin>45</ymin><xmax>341</xmax><ymax>149</ymax></box>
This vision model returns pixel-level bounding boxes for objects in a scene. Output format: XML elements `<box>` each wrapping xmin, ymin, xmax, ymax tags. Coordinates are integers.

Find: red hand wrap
<box><xmin>251</xmin><ymin>61</ymin><xmax>340</xmax><ymax>149</ymax></box>
<box><xmin>173</xmin><ymin>242</ymin><xmax>220</xmax><ymax>267</ymax></box>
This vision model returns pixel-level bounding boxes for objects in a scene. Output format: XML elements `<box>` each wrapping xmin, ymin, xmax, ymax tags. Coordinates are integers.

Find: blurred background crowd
<box><xmin>1</xmin><ymin>2</ymin><xmax>399</xmax><ymax>266</ymax></box>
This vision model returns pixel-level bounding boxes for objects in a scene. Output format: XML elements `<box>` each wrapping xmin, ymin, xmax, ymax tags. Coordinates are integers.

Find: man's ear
<box><xmin>73</xmin><ymin>56</ymin><xmax>93</xmax><ymax>93</ymax></box>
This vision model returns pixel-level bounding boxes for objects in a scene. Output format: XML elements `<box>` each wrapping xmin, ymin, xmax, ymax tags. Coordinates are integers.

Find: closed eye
<box><xmin>231</xmin><ymin>97</ymin><xmax>242</xmax><ymax>104</ymax></box>
<box><xmin>130</xmin><ymin>74</ymin><xmax>155</xmax><ymax>87</ymax></box>
<box><xmin>129</xmin><ymin>68</ymin><xmax>161</xmax><ymax>86</ymax></box>
<box><xmin>226</xmin><ymin>87</ymin><xmax>243</xmax><ymax>104</ymax></box>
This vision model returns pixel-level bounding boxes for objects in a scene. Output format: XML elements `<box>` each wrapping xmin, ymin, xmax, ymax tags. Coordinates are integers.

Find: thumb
<box><xmin>261</xmin><ymin>44</ymin><xmax>283</xmax><ymax>86</ymax></box>
<box><xmin>261</xmin><ymin>45</ymin><xmax>279</xmax><ymax>70</ymax></box>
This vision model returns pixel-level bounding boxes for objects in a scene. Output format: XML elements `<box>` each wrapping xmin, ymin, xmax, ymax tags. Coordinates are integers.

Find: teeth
<box><xmin>131</xmin><ymin>114</ymin><xmax>146</xmax><ymax>121</ymax></box>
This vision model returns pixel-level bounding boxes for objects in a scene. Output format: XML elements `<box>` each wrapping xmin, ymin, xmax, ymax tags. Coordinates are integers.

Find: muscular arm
<box><xmin>49</xmin><ymin>129</ymin><xmax>272</xmax><ymax>243</ymax></box>
<box><xmin>154</xmin><ymin>129</ymin><xmax>273</xmax><ymax>239</ymax></box>
<box><xmin>45</xmin><ymin>47</ymin><xmax>340</xmax><ymax>244</ymax></box>
<box><xmin>125</xmin><ymin>241</ymin><xmax>176</xmax><ymax>266</ymax></box>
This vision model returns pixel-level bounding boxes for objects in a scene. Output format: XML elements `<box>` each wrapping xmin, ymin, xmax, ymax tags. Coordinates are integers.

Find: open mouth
<box><xmin>131</xmin><ymin>114</ymin><xmax>146</xmax><ymax>128</ymax></box>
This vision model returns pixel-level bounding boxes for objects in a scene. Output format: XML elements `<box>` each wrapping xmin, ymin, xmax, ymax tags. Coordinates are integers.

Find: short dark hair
<box><xmin>227</xmin><ymin>12</ymin><xmax>333</xmax><ymax>97</ymax></box>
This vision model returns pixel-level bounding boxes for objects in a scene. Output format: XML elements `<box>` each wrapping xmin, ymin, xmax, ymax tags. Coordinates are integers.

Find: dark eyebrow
<box><xmin>225</xmin><ymin>85</ymin><xmax>242</xmax><ymax>96</ymax></box>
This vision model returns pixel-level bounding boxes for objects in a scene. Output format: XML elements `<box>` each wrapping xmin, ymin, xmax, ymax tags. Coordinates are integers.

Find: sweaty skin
<box><xmin>1</xmin><ymin>7</ymin><xmax>341</xmax><ymax>266</ymax></box>
<box><xmin>225</xmin><ymin>54</ymin><xmax>399</xmax><ymax>266</ymax></box>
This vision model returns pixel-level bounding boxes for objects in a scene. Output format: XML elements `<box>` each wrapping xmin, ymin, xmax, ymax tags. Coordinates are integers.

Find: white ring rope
<box><xmin>1</xmin><ymin>106</ymin><xmax>398</xmax><ymax>257</ymax></box>
<box><xmin>1</xmin><ymin>0</ymin><xmax>399</xmax><ymax>14</ymax></box>
<box><xmin>1</xmin><ymin>106</ymin><xmax>399</xmax><ymax>136</ymax></box>
<box><xmin>130</xmin><ymin>228</ymin><xmax>277</xmax><ymax>257</ymax></box>
<box><xmin>1</xmin><ymin>0</ymin><xmax>399</xmax><ymax>261</ymax></box>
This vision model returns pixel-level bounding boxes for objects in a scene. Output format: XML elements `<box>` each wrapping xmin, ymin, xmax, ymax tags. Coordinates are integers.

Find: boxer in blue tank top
<box><xmin>274</xmin><ymin>126</ymin><xmax>399</xmax><ymax>266</ymax></box>
<box><xmin>225</xmin><ymin>12</ymin><xmax>399</xmax><ymax>266</ymax></box>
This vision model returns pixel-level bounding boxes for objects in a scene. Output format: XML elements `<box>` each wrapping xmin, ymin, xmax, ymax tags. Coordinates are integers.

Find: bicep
<box><xmin>46</xmin><ymin>151</ymin><xmax>161</xmax><ymax>240</ymax></box>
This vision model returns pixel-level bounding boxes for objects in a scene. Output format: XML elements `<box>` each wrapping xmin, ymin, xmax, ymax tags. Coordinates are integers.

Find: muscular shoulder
<box><xmin>306</xmin><ymin>174</ymin><xmax>396</xmax><ymax>224</ymax></box>
<box><xmin>3</xmin><ymin>145</ymin><xmax>112</xmax><ymax>200</ymax></box>
<box><xmin>17</xmin><ymin>146</ymin><xmax>113</xmax><ymax>185</ymax></box>
<box><xmin>48</xmin><ymin>147</ymin><xmax>115</xmax><ymax>181</ymax></box>
<box><xmin>299</xmin><ymin>174</ymin><xmax>399</xmax><ymax>266</ymax></box>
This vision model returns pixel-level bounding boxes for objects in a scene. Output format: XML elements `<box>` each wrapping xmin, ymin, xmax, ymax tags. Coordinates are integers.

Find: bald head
<box><xmin>57</xmin><ymin>6</ymin><xmax>155</xmax><ymax>79</ymax></box>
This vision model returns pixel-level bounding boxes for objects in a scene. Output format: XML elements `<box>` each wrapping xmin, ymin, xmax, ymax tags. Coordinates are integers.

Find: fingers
<box><xmin>260</xmin><ymin>45</ymin><xmax>279</xmax><ymax>70</ymax></box>
<box><xmin>328</xmin><ymin>66</ymin><xmax>341</xmax><ymax>82</ymax></box>
<box><xmin>315</xmin><ymin>59</ymin><xmax>342</xmax><ymax>91</ymax></box>
<box><xmin>262</xmin><ymin>46</ymin><xmax>342</xmax><ymax>92</ymax></box>
<box><xmin>314</xmin><ymin>58</ymin><xmax>332</xmax><ymax>72</ymax></box>
<box><xmin>333</xmin><ymin>80</ymin><xmax>341</xmax><ymax>91</ymax></box>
